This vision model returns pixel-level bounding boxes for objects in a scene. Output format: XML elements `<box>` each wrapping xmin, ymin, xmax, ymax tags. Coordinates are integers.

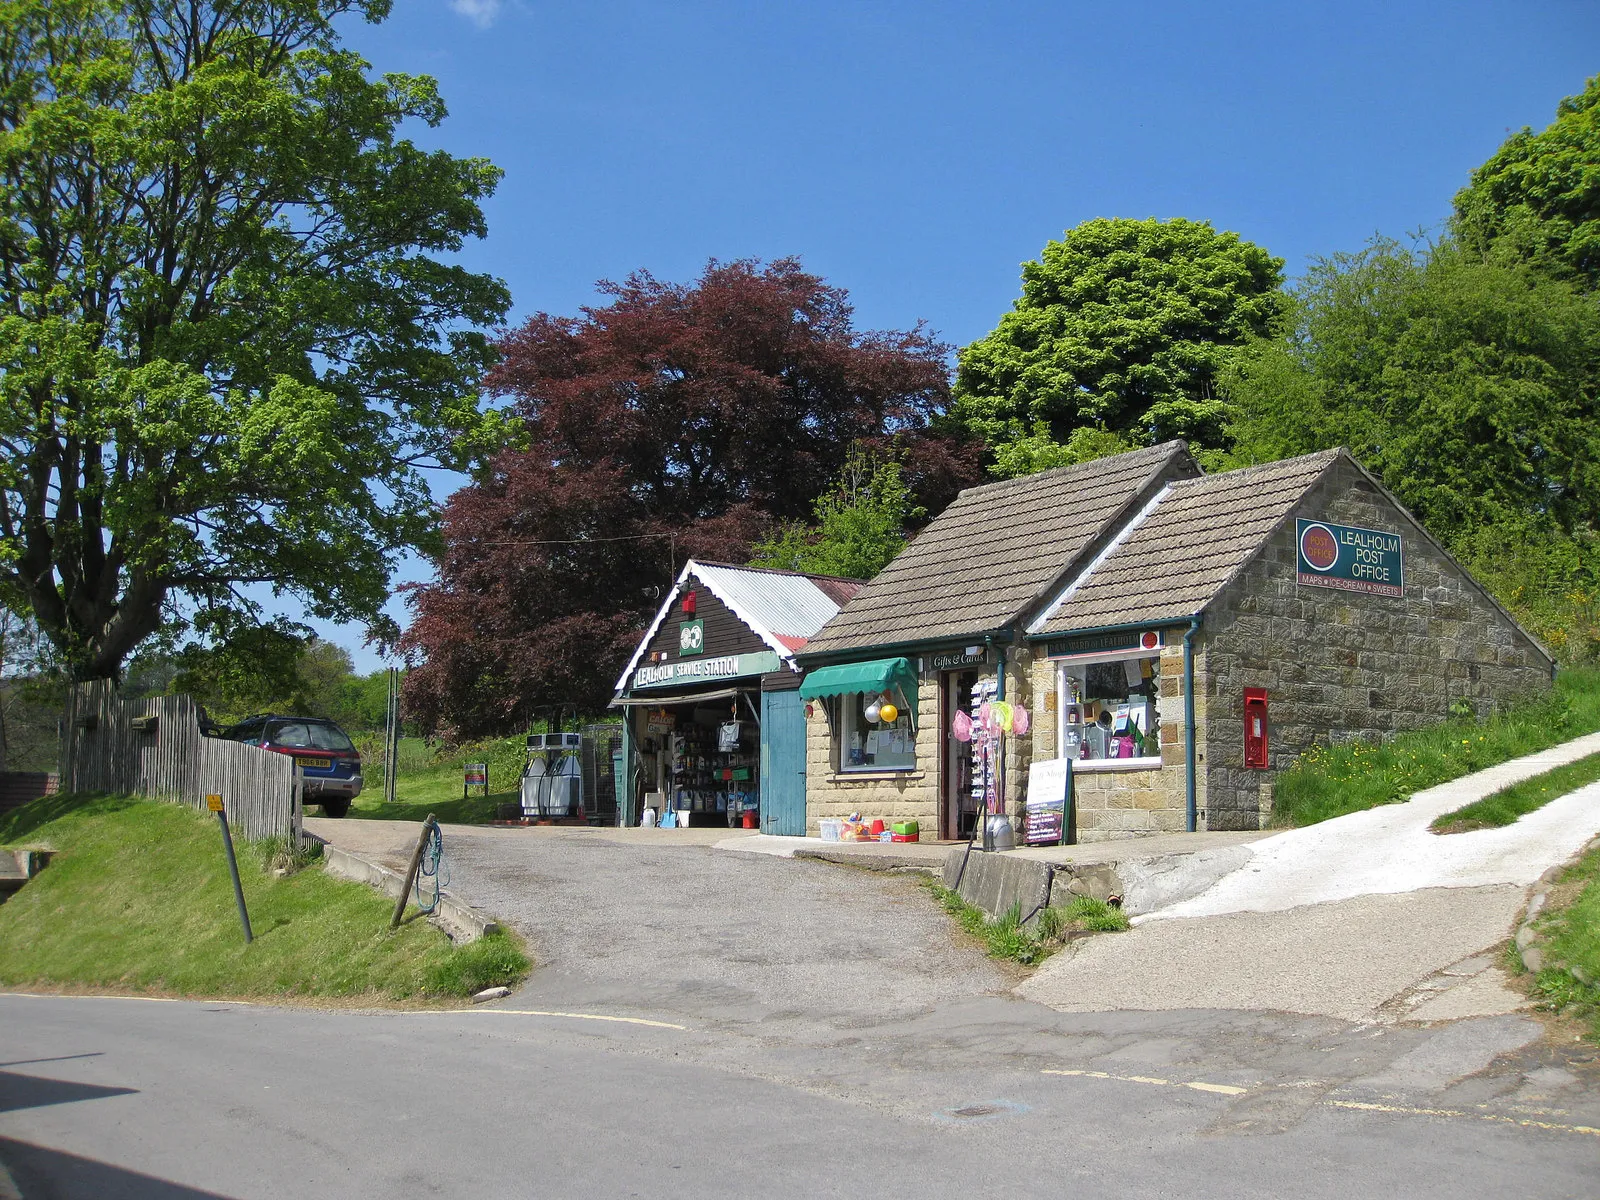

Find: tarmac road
<box><xmin>2</xmin><ymin>992</ymin><xmax>1598</xmax><ymax>1200</ymax></box>
<box><xmin>8</xmin><ymin>802</ymin><xmax>1596</xmax><ymax>1197</ymax></box>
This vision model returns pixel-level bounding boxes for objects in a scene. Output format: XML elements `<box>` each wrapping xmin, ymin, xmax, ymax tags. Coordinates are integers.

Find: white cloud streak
<box><xmin>448</xmin><ymin>0</ymin><xmax>502</xmax><ymax>29</ymax></box>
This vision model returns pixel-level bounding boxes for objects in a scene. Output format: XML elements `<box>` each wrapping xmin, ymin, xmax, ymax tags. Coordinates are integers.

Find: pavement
<box><xmin>713</xmin><ymin>831</ymin><xmax>954</xmax><ymax>868</ymax></box>
<box><xmin>1019</xmin><ymin>734</ymin><xmax>1600</xmax><ymax>1023</ymax></box>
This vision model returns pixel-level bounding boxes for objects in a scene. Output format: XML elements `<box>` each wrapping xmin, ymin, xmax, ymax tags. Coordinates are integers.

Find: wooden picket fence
<box><xmin>60</xmin><ymin>682</ymin><xmax>301</xmax><ymax>842</ymax></box>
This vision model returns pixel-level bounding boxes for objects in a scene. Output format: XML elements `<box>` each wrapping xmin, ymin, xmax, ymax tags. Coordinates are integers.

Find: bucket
<box><xmin>741</xmin><ymin>810</ymin><xmax>758</xmax><ymax>829</ymax></box>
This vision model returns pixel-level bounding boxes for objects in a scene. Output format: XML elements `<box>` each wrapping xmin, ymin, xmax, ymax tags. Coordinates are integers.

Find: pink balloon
<box><xmin>980</xmin><ymin>701</ymin><xmax>1000</xmax><ymax>735</ymax></box>
<box><xmin>951</xmin><ymin>710</ymin><xmax>973</xmax><ymax>742</ymax></box>
<box><xmin>1012</xmin><ymin>705</ymin><xmax>1031</xmax><ymax>736</ymax></box>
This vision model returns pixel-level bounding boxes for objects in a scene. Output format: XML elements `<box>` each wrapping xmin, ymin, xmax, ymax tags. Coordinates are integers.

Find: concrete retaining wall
<box><xmin>322</xmin><ymin>845</ymin><xmax>500</xmax><ymax>944</ymax></box>
<box><xmin>941</xmin><ymin>842</ymin><xmax>1253</xmax><ymax>922</ymax></box>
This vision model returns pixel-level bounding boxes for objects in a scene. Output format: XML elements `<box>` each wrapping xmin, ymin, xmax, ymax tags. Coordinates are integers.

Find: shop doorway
<box><xmin>760</xmin><ymin>689</ymin><xmax>806</xmax><ymax>836</ymax></box>
<box><xmin>940</xmin><ymin>670</ymin><xmax>979</xmax><ymax>841</ymax></box>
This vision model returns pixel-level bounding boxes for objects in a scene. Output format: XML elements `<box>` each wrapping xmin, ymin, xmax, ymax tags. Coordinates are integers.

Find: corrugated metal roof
<box><xmin>613</xmin><ymin>561</ymin><xmax>863</xmax><ymax>694</ymax></box>
<box><xmin>694</xmin><ymin>562</ymin><xmax>861</xmax><ymax>645</ymax></box>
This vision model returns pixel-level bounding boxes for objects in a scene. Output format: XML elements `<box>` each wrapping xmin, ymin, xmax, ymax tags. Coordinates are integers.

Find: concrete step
<box><xmin>0</xmin><ymin>849</ymin><xmax>52</xmax><ymax>897</ymax></box>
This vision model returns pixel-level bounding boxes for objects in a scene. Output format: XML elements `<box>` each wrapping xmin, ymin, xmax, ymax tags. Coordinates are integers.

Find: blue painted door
<box><xmin>760</xmin><ymin>689</ymin><xmax>807</xmax><ymax>836</ymax></box>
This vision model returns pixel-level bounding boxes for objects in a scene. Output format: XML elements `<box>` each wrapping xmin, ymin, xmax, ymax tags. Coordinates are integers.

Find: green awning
<box><xmin>799</xmin><ymin>657</ymin><xmax>919</xmax><ymax>722</ymax></box>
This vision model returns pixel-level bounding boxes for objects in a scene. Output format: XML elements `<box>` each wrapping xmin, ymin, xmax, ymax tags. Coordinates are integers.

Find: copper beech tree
<box><xmin>400</xmin><ymin>258</ymin><xmax>979</xmax><ymax>738</ymax></box>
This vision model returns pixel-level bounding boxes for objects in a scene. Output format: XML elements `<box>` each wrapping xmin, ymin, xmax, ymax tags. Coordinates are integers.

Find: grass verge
<box><xmin>1432</xmin><ymin>751</ymin><xmax>1600</xmax><ymax>834</ymax></box>
<box><xmin>927</xmin><ymin>880</ymin><xmax>1128</xmax><ymax>966</ymax></box>
<box><xmin>0</xmin><ymin>792</ymin><xmax>529</xmax><ymax>1002</ymax></box>
<box><xmin>1518</xmin><ymin>841</ymin><xmax>1600</xmax><ymax>1042</ymax></box>
<box><xmin>1272</xmin><ymin>668</ymin><xmax>1600</xmax><ymax>828</ymax></box>
<box><xmin>345</xmin><ymin>735</ymin><xmax>529</xmax><ymax>825</ymax></box>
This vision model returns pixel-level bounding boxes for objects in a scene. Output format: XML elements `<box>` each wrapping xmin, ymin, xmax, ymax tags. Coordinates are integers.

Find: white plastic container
<box><xmin>819</xmin><ymin>818</ymin><xmax>842</xmax><ymax>842</ymax></box>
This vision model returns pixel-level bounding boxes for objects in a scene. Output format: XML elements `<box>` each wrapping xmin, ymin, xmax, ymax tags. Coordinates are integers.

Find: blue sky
<box><xmin>306</xmin><ymin>0</ymin><xmax>1600</xmax><ymax>671</ymax></box>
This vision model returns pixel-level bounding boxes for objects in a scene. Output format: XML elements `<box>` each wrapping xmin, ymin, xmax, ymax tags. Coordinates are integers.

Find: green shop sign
<box><xmin>678</xmin><ymin>619</ymin><xmax>705</xmax><ymax>656</ymax></box>
<box><xmin>1045</xmin><ymin>628</ymin><xmax>1164</xmax><ymax>659</ymax></box>
<box><xmin>1296</xmin><ymin>519</ymin><xmax>1404</xmax><ymax>597</ymax></box>
<box><xmin>632</xmin><ymin>651</ymin><xmax>782</xmax><ymax>690</ymax></box>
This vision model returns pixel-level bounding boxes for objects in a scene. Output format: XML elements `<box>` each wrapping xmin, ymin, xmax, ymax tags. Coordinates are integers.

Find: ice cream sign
<box><xmin>1296</xmin><ymin>519</ymin><xmax>1404</xmax><ymax>597</ymax></box>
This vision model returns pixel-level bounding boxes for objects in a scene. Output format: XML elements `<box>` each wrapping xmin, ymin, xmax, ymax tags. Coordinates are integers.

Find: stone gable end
<box><xmin>1198</xmin><ymin>455</ymin><xmax>1554</xmax><ymax>830</ymax></box>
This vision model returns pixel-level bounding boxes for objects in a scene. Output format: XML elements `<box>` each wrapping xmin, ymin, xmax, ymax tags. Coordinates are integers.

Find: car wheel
<box><xmin>320</xmin><ymin>797</ymin><xmax>351</xmax><ymax>818</ymax></box>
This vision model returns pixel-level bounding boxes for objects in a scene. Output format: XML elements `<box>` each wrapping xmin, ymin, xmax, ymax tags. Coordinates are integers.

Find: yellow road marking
<box><xmin>1041</xmin><ymin>1068</ymin><xmax>1248</xmax><ymax>1096</ymax></box>
<box><xmin>1041</xmin><ymin>1069</ymin><xmax>1600</xmax><ymax>1138</ymax></box>
<box><xmin>433</xmin><ymin>1008</ymin><xmax>688</xmax><ymax>1031</ymax></box>
<box><xmin>1327</xmin><ymin>1100</ymin><xmax>1600</xmax><ymax>1139</ymax></box>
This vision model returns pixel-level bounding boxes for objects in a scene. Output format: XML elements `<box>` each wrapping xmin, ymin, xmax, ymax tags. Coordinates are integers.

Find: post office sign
<box><xmin>1296</xmin><ymin>519</ymin><xmax>1403</xmax><ymax>597</ymax></box>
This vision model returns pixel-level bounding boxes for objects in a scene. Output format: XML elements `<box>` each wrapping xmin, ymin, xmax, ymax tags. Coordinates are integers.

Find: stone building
<box><xmin>796</xmin><ymin>443</ymin><xmax>1553</xmax><ymax>841</ymax></box>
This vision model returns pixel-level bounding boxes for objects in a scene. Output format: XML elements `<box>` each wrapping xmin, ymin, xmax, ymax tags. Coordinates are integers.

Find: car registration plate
<box><xmin>295</xmin><ymin>756</ymin><xmax>325</xmax><ymax>770</ymax></box>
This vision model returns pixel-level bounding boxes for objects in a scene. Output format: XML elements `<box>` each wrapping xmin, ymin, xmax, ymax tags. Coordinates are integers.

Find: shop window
<box><xmin>1055</xmin><ymin>654</ymin><xmax>1163</xmax><ymax>769</ymax></box>
<box><xmin>837</xmin><ymin>692</ymin><xmax>916</xmax><ymax>773</ymax></box>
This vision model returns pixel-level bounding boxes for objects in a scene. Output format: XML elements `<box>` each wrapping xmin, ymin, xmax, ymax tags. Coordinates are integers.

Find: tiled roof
<box><xmin>1031</xmin><ymin>449</ymin><xmax>1343</xmax><ymax>636</ymax></box>
<box><xmin>801</xmin><ymin>441</ymin><xmax>1199</xmax><ymax>657</ymax></box>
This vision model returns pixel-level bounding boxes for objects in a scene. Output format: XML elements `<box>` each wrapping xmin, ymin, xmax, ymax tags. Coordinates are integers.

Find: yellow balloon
<box><xmin>879</xmin><ymin>702</ymin><xmax>898</xmax><ymax>723</ymax></box>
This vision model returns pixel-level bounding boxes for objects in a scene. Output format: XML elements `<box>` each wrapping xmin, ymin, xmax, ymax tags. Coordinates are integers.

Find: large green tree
<box><xmin>1225</xmin><ymin>238</ymin><xmax>1600</xmax><ymax>657</ymax></box>
<box><xmin>0</xmin><ymin>0</ymin><xmax>509</xmax><ymax>680</ymax></box>
<box><xmin>1454</xmin><ymin>75</ymin><xmax>1600</xmax><ymax>288</ymax></box>
<box><xmin>955</xmin><ymin>217</ymin><xmax>1285</xmax><ymax>474</ymax></box>
<box><xmin>748</xmin><ymin>445</ymin><xmax>923</xmax><ymax>581</ymax></box>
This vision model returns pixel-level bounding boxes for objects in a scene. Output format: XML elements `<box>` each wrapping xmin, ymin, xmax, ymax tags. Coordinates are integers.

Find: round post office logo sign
<box><xmin>1299</xmin><ymin>523</ymin><xmax>1340</xmax><ymax>572</ymax></box>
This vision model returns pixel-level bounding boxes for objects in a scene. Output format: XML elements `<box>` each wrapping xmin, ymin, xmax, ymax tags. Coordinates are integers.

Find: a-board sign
<box><xmin>1296</xmin><ymin>519</ymin><xmax>1404</xmax><ymax>597</ymax></box>
<box><xmin>1024</xmin><ymin>759</ymin><xmax>1070</xmax><ymax>844</ymax></box>
<box><xmin>205</xmin><ymin>793</ymin><xmax>224</xmax><ymax>813</ymax></box>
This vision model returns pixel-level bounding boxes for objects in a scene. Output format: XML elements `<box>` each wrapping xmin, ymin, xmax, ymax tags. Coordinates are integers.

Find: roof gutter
<box><xmin>1025</xmin><ymin>616</ymin><xmax>1198</xmax><ymax>644</ymax></box>
<box><xmin>796</xmin><ymin>627</ymin><xmax>1016</xmax><ymax>668</ymax></box>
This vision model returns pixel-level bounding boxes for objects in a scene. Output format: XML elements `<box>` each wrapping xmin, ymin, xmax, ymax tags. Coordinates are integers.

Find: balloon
<box><xmin>951</xmin><ymin>711</ymin><xmax>972</xmax><ymax>742</ymax></box>
<box><xmin>1012</xmin><ymin>705</ymin><xmax>1031</xmax><ymax>736</ymax></box>
<box><xmin>879</xmin><ymin>702</ymin><xmax>898</xmax><ymax>724</ymax></box>
<box><xmin>863</xmin><ymin>698</ymin><xmax>882</xmax><ymax>723</ymax></box>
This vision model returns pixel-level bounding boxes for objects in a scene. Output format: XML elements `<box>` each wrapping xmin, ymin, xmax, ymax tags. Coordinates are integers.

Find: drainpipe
<box><xmin>1184</xmin><ymin>616</ymin><xmax>1201</xmax><ymax>833</ymax></box>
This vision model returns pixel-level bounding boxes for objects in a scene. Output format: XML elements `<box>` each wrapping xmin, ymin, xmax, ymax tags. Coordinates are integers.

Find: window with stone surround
<box><xmin>1054</xmin><ymin>652</ymin><xmax>1164</xmax><ymax>771</ymax></box>
<box><xmin>835</xmin><ymin>691</ymin><xmax>917</xmax><ymax>773</ymax></box>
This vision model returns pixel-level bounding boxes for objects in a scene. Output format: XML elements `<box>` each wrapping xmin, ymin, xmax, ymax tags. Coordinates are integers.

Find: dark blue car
<box><xmin>223</xmin><ymin>715</ymin><xmax>365</xmax><ymax>817</ymax></box>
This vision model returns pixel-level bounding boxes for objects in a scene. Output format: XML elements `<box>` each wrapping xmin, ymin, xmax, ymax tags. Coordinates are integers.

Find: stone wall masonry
<box><xmin>1021</xmin><ymin>632</ymin><xmax>1191</xmax><ymax>843</ymax></box>
<box><xmin>1200</xmin><ymin>458</ymin><xmax>1554</xmax><ymax>830</ymax></box>
<box><xmin>805</xmin><ymin>668</ymin><xmax>941</xmax><ymax>834</ymax></box>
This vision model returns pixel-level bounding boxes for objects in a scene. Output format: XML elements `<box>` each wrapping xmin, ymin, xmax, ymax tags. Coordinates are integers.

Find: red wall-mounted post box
<box><xmin>1244</xmin><ymin>688</ymin><xmax>1269</xmax><ymax>769</ymax></box>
